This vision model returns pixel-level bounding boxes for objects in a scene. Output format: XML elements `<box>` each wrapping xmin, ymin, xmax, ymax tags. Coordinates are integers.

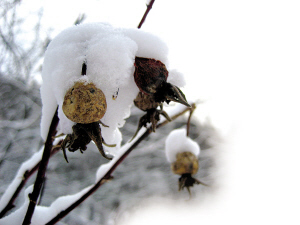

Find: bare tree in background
<box><xmin>0</xmin><ymin>0</ymin><xmax>46</xmax><ymax>171</ymax></box>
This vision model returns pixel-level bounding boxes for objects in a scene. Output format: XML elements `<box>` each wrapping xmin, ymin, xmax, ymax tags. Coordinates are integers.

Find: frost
<box><xmin>165</xmin><ymin>128</ymin><xmax>200</xmax><ymax>163</ymax></box>
<box><xmin>40</xmin><ymin>22</ymin><xmax>183</xmax><ymax>156</ymax></box>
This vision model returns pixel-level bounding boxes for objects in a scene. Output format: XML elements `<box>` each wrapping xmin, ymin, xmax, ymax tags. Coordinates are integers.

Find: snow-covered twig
<box><xmin>44</xmin><ymin>103</ymin><xmax>192</xmax><ymax>225</ymax></box>
<box><xmin>137</xmin><ymin>0</ymin><xmax>155</xmax><ymax>28</ymax></box>
<box><xmin>22</xmin><ymin>108</ymin><xmax>59</xmax><ymax>225</ymax></box>
<box><xmin>0</xmin><ymin>142</ymin><xmax>62</xmax><ymax>218</ymax></box>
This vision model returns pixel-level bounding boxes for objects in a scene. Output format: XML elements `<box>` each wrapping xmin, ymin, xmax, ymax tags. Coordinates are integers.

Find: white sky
<box><xmin>17</xmin><ymin>0</ymin><xmax>300</xmax><ymax>224</ymax></box>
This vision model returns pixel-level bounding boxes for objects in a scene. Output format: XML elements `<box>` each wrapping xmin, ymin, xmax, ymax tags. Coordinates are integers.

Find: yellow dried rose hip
<box><xmin>171</xmin><ymin>151</ymin><xmax>199</xmax><ymax>175</ymax></box>
<box><xmin>62</xmin><ymin>82</ymin><xmax>107</xmax><ymax>124</ymax></box>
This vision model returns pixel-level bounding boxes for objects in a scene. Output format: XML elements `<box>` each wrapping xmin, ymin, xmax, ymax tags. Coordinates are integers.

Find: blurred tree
<box><xmin>0</xmin><ymin>0</ymin><xmax>45</xmax><ymax>181</ymax></box>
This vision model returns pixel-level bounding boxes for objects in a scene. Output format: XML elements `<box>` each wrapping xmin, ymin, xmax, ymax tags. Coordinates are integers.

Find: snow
<box><xmin>167</xmin><ymin>69</ymin><xmax>186</xmax><ymax>88</ymax></box>
<box><xmin>0</xmin><ymin>186</ymin><xmax>33</xmax><ymax>225</ymax></box>
<box><xmin>0</xmin><ymin>20</ymin><xmax>189</xmax><ymax>224</ymax></box>
<box><xmin>0</xmin><ymin>185</ymin><xmax>92</xmax><ymax>225</ymax></box>
<box><xmin>165</xmin><ymin>128</ymin><xmax>200</xmax><ymax>163</ymax></box>
<box><xmin>40</xmin><ymin>22</ymin><xmax>185</xmax><ymax>155</ymax></box>
<box><xmin>0</xmin><ymin>100</ymin><xmax>191</xmax><ymax>224</ymax></box>
<box><xmin>95</xmin><ymin>103</ymin><xmax>191</xmax><ymax>182</ymax></box>
<box><xmin>31</xmin><ymin>185</ymin><xmax>92</xmax><ymax>224</ymax></box>
<box><xmin>95</xmin><ymin>126</ymin><xmax>148</xmax><ymax>182</ymax></box>
<box><xmin>0</xmin><ymin>124</ymin><xmax>150</xmax><ymax>224</ymax></box>
<box><xmin>121</xmin><ymin>28</ymin><xmax>169</xmax><ymax>66</ymax></box>
<box><xmin>0</xmin><ymin>149</ymin><xmax>43</xmax><ymax>213</ymax></box>
<box><xmin>0</xmin><ymin>138</ymin><xmax>63</xmax><ymax>214</ymax></box>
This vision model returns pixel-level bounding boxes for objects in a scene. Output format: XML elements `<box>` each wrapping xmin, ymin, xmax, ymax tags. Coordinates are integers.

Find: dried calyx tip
<box><xmin>178</xmin><ymin>173</ymin><xmax>208</xmax><ymax>194</ymax></box>
<box><xmin>158</xmin><ymin>83</ymin><xmax>190</xmax><ymax>107</ymax></box>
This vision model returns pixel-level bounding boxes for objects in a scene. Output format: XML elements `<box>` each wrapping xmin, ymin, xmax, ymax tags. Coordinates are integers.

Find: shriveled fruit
<box><xmin>171</xmin><ymin>151</ymin><xmax>199</xmax><ymax>175</ymax></box>
<box><xmin>62</xmin><ymin>82</ymin><xmax>107</xmax><ymax>124</ymax></box>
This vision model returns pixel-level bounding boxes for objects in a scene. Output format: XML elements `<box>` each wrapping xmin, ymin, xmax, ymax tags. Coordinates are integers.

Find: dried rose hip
<box><xmin>131</xmin><ymin>57</ymin><xmax>190</xmax><ymax>139</ymax></box>
<box><xmin>60</xmin><ymin>64</ymin><xmax>115</xmax><ymax>162</ymax></box>
<box><xmin>134</xmin><ymin>57</ymin><xmax>190</xmax><ymax>106</ymax></box>
<box><xmin>172</xmin><ymin>152</ymin><xmax>207</xmax><ymax>195</ymax></box>
<box><xmin>62</xmin><ymin>82</ymin><xmax>107</xmax><ymax>124</ymax></box>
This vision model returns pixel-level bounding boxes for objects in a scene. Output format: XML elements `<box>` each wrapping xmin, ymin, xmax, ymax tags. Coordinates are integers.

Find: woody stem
<box><xmin>45</xmin><ymin>105</ymin><xmax>192</xmax><ymax>224</ymax></box>
<box><xmin>22</xmin><ymin>108</ymin><xmax>59</xmax><ymax>225</ymax></box>
<box><xmin>137</xmin><ymin>0</ymin><xmax>155</xmax><ymax>29</ymax></box>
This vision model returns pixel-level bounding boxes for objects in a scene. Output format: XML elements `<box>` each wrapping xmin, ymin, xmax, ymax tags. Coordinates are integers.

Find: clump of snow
<box><xmin>165</xmin><ymin>128</ymin><xmax>200</xmax><ymax>163</ymax></box>
<box><xmin>0</xmin><ymin>184</ymin><xmax>93</xmax><ymax>225</ymax></box>
<box><xmin>0</xmin><ymin>149</ymin><xmax>43</xmax><ymax>212</ymax></box>
<box><xmin>40</xmin><ymin>23</ymin><xmax>139</xmax><ymax>149</ymax></box>
<box><xmin>121</xmin><ymin>27</ymin><xmax>186</xmax><ymax>88</ymax></box>
<box><xmin>167</xmin><ymin>69</ymin><xmax>186</xmax><ymax>87</ymax></box>
<box><xmin>121</xmin><ymin>28</ymin><xmax>169</xmax><ymax>66</ymax></box>
<box><xmin>0</xmin><ymin>186</ymin><xmax>32</xmax><ymax>225</ymax></box>
<box><xmin>40</xmin><ymin>22</ymin><xmax>186</xmax><ymax>155</ymax></box>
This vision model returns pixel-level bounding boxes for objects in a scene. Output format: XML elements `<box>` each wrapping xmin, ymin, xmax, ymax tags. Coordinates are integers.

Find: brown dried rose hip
<box><xmin>62</xmin><ymin>82</ymin><xmax>107</xmax><ymax>124</ymax></box>
<box><xmin>171</xmin><ymin>151</ymin><xmax>199</xmax><ymax>175</ymax></box>
<box><xmin>134</xmin><ymin>57</ymin><xmax>190</xmax><ymax>107</ymax></box>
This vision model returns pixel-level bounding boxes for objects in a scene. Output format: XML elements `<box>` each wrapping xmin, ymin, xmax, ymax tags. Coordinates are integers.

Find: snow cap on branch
<box><xmin>40</xmin><ymin>22</ymin><xmax>185</xmax><ymax>155</ymax></box>
<box><xmin>0</xmin><ymin>186</ymin><xmax>33</xmax><ymax>224</ymax></box>
<box><xmin>165</xmin><ymin>128</ymin><xmax>200</xmax><ymax>163</ymax></box>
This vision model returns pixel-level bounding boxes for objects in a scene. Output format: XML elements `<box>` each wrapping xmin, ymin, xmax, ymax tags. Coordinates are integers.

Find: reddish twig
<box><xmin>137</xmin><ymin>0</ymin><xmax>155</xmax><ymax>29</ymax></box>
<box><xmin>22</xmin><ymin>108</ymin><xmax>59</xmax><ymax>225</ymax></box>
<box><xmin>45</xmin><ymin>105</ymin><xmax>191</xmax><ymax>225</ymax></box>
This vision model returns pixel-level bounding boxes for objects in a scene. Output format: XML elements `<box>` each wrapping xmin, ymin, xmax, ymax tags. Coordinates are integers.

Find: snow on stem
<box><xmin>0</xmin><ymin>151</ymin><xmax>42</xmax><ymax>218</ymax></box>
<box><xmin>22</xmin><ymin>108</ymin><xmax>59</xmax><ymax>225</ymax></box>
<box><xmin>0</xmin><ymin>141</ymin><xmax>62</xmax><ymax>219</ymax></box>
<box><xmin>45</xmin><ymin>103</ymin><xmax>193</xmax><ymax>225</ymax></box>
<box><xmin>0</xmin><ymin>102</ymin><xmax>194</xmax><ymax>224</ymax></box>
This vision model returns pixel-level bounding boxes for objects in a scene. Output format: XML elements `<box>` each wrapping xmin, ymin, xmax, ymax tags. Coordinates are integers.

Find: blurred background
<box><xmin>0</xmin><ymin>0</ymin><xmax>299</xmax><ymax>224</ymax></box>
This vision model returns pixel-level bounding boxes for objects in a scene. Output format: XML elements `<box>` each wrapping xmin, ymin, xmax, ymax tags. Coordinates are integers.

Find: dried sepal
<box><xmin>178</xmin><ymin>173</ymin><xmax>207</xmax><ymax>195</ymax></box>
<box><xmin>130</xmin><ymin>92</ymin><xmax>171</xmax><ymax>141</ymax></box>
<box><xmin>61</xmin><ymin>122</ymin><xmax>114</xmax><ymax>162</ymax></box>
<box><xmin>132</xmin><ymin>57</ymin><xmax>190</xmax><ymax>139</ymax></box>
<box><xmin>134</xmin><ymin>91</ymin><xmax>160</xmax><ymax>111</ymax></box>
<box><xmin>62</xmin><ymin>82</ymin><xmax>107</xmax><ymax>124</ymax></box>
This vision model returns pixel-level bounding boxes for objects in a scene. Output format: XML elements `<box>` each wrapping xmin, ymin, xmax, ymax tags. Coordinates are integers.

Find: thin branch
<box><xmin>0</xmin><ymin>141</ymin><xmax>62</xmax><ymax>218</ymax></box>
<box><xmin>45</xmin><ymin>104</ymin><xmax>192</xmax><ymax>225</ymax></box>
<box><xmin>186</xmin><ymin>103</ymin><xmax>196</xmax><ymax>136</ymax></box>
<box><xmin>137</xmin><ymin>0</ymin><xmax>155</xmax><ymax>29</ymax></box>
<box><xmin>22</xmin><ymin>108</ymin><xmax>59</xmax><ymax>225</ymax></box>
